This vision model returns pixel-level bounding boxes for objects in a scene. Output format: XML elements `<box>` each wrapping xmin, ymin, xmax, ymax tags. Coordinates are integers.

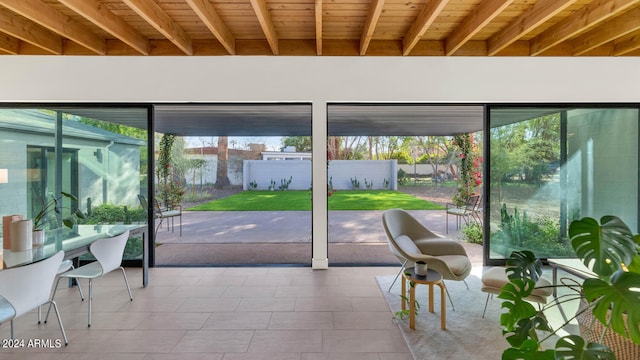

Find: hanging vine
<box><xmin>452</xmin><ymin>133</ymin><xmax>482</xmax><ymax>206</ymax></box>
<box><xmin>157</xmin><ymin>134</ymin><xmax>176</xmax><ymax>207</ymax></box>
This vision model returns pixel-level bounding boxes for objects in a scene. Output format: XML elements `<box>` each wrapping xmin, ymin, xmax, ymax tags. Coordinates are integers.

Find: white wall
<box><xmin>1</xmin><ymin>57</ymin><xmax>639</xmax><ymax>103</ymax></box>
<box><xmin>1</xmin><ymin>56</ymin><xmax>639</xmax><ymax>269</ymax></box>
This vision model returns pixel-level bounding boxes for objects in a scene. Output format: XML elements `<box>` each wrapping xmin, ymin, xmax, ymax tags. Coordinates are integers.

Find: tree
<box><xmin>282</xmin><ymin>136</ymin><xmax>312</xmax><ymax>152</ymax></box>
<box><xmin>215</xmin><ymin>136</ymin><xmax>231</xmax><ymax>189</ymax></box>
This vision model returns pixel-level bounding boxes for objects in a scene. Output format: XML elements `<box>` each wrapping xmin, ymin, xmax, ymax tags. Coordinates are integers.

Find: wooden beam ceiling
<box><xmin>445</xmin><ymin>0</ymin><xmax>513</xmax><ymax>56</ymax></box>
<box><xmin>572</xmin><ymin>6</ymin><xmax>640</xmax><ymax>55</ymax></box>
<box><xmin>487</xmin><ymin>0</ymin><xmax>578</xmax><ymax>56</ymax></box>
<box><xmin>0</xmin><ymin>0</ymin><xmax>105</xmax><ymax>54</ymax></box>
<box><xmin>186</xmin><ymin>0</ymin><xmax>235</xmax><ymax>55</ymax></box>
<box><xmin>121</xmin><ymin>0</ymin><xmax>193</xmax><ymax>55</ymax></box>
<box><xmin>403</xmin><ymin>0</ymin><xmax>449</xmax><ymax>56</ymax></box>
<box><xmin>360</xmin><ymin>0</ymin><xmax>384</xmax><ymax>56</ymax></box>
<box><xmin>0</xmin><ymin>0</ymin><xmax>638</xmax><ymax>57</ymax></box>
<box><xmin>315</xmin><ymin>0</ymin><xmax>322</xmax><ymax>55</ymax></box>
<box><xmin>530</xmin><ymin>0</ymin><xmax>638</xmax><ymax>56</ymax></box>
<box><xmin>59</xmin><ymin>0</ymin><xmax>149</xmax><ymax>55</ymax></box>
<box><xmin>250</xmin><ymin>0</ymin><xmax>279</xmax><ymax>55</ymax></box>
<box><xmin>0</xmin><ymin>6</ymin><xmax>62</xmax><ymax>54</ymax></box>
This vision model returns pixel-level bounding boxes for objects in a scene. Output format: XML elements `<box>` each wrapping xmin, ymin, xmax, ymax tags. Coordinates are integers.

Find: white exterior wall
<box><xmin>328</xmin><ymin>160</ymin><xmax>397</xmax><ymax>190</ymax></box>
<box><xmin>242</xmin><ymin>159</ymin><xmax>397</xmax><ymax>190</ymax></box>
<box><xmin>243</xmin><ymin>160</ymin><xmax>312</xmax><ymax>190</ymax></box>
<box><xmin>1</xmin><ymin>56</ymin><xmax>639</xmax><ymax>269</ymax></box>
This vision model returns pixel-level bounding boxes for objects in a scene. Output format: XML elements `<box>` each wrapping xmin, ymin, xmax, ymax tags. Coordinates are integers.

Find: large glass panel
<box><xmin>0</xmin><ymin>107</ymin><xmax>149</xmax><ymax>262</ymax></box>
<box><xmin>488</xmin><ymin>107</ymin><xmax>639</xmax><ymax>260</ymax></box>
<box><xmin>152</xmin><ymin>104</ymin><xmax>312</xmax><ymax>266</ymax></box>
<box><xmin>327</xmin><ymin>104</ymin><xmax>485</xmax><ymax>265</ymax></box>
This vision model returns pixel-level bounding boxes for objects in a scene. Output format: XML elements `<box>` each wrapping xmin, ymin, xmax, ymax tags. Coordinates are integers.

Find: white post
<box><xmin>311</xmin><ymin>102</ymin><xmax>328</xmax><ymax>269</ymax></box>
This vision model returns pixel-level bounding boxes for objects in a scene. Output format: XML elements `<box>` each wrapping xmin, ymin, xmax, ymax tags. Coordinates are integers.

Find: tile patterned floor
<box><xmin>1</xmin><ymin>267</ymin><xmax>413</xmax><ymax>360</ymax></box>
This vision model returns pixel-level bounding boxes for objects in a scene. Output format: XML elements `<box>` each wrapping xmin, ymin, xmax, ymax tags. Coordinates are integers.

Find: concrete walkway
<box><xmin>154</xmin><ymin>209</ymin><xmax>483</xmax><ymax>266</ymax></box>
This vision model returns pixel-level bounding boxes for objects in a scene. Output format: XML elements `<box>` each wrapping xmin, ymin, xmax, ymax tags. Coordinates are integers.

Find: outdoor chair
<box><xmin>0</xmin><ymin>251</ymin><xmax>68</xmax><ymax>345</ymax></box>
<box><xmin>382</xmin><ymin>209</ymin><xmax>472</xmax><ymax>310</ymax></box>
<box><xmin>445</xmin><ymin>195</ymin><xmax>480</xmax><ymax>233</ymax></box>
<box><xmin>138</xmin><ymin>195</ymin><xmax>182</xmax><ymax>237</ymax></box>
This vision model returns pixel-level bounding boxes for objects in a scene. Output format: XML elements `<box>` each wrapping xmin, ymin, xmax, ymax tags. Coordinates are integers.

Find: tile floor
<box><xmin>1</xmin><ymin>266</ymin><xmax>413</xmax><ymax>360</ymax></box>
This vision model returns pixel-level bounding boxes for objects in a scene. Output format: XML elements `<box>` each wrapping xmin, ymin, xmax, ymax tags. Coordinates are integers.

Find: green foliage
<box><xmin>397</xmin><ymin>168</ymin><xmax>409</xmax><ymax>185</ymax></box>
<box><xmin>569</xmin><ymin>216</ymin><xmax>640</xmax><ymax>344</ymax></box>
<box><xmin>188</xmin><ymin>190</ymin><xmax>444</xmax><ymax>211</ymax></box>
<box><xmin>452</xmin><ymin>133</ymin><xmax>482</xmax><ymax>206</ymax></box>
<box><xmin>84</xmin><ymin>204</ymin><xmax>145</xmax><ymax>224</ymax></box>
<box><xmin>461</xmin><ymin>222</ymin><xmax>483</xmax><ymax>245</ymax></box>
<box><xmin>249</xmin><ymin>180</ymin><xmax>258</xmax><ymax>189</ymax></box>
<box><xmin>350</xmin><ymin>177</ymin><xmax>361</xmax><ymax>190</ymax></box>
<box><xmin>499</xmin><ymin>215</ymin><xmax>640</xmax><ymax>359</ymax></box>
<box><xmin>282</xmin><ymin>136</ymin><xmax>312</xmax><ymax>152</ymax></box>
<box><xmin>492</xmin><ymin>204</ymin><xmax>572</xmax><ymax>258</ymax></box>
<box><xmin>32</xmin><ymin>191</ymin><xmax>86</xmax><ymax>231</ymax></box>
<box><xmin>279</xmin><ymin>176</ymin><xmax>293</xmax><ymax>191</ymax></box>
<box><xmin>364</xmin><ymin>178</ymin><xmax>373</xmax><ymax>190</ymax></box>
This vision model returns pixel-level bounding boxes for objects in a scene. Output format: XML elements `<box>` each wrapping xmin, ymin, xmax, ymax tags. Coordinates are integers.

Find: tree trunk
<box><xmin>215</xmin><ymin>136</ymin><xmax>231</xmax><ymax>189</ymax></box>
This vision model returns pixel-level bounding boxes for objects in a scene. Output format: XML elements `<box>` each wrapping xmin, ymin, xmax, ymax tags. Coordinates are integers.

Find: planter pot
<box><xmin>32</xmin><ymin>229</ymin><xmax>45</xmax><ymax>247</ymax></box>
<box><xmin>576</xmin><ymin>298</ymin><xmax>640</xmax><ymax>360</ymax></box>
<box><xmin>10</xmin><ymin>219</ymin><xmax>32</xmax><ymax>251</ymax></box>
<box><xmin>3</xmin><ymin>214</ymin><xmax>23</xmax><ymax>249</ymax></box>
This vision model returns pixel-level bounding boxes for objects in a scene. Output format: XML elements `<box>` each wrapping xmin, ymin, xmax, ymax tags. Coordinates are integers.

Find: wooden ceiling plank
<box><xmin>249</xmin><ymin>0</ymin><xmax>279</xmax><ymax>55</ymax></box>
<box><xmin>0</xmin><ymin>31</ymin><xmax>18</xmax><ymax>54</ymax></box>
<box><xmin>530</xmin><ymin>0</ymin><xmax>638</xmax><ymax>56</ymax></box>
<box><xmin>402</xmin><ymin>0</ymin><xmax>449</xmax><ymax>56</ymax></box>
<box><xmin>0</xmin><ymin>7</ymin><xmax>62</xmax><ymax>54</ymax></box>
<box><xmin>614</xmin><ymin>28</ymin><xmax>640</xmax><ymax>55</ymax></box>
<box><xmin>122</xmin><ymin>0</ymin><xmax>193</xmax><ymax>55</ymax></box>
<box><xmin>0</xmin><ymin>0</ymin><xmax>105</xmax><ymax>54</ymax></box>
<box><xmin>572</xmin><ymin>7</ymin><xmax>640</xmax><ymax>55</ymax></box>
<box><xmin>487</xmin><ymin>0</ymin><xmax>578</xmax><ymax>56</ymax></box>
<box><xmin>315</xmin><ymin>0</ymin><xmax>322</xmax><ymax>55</ymax></box>
<box><xmin>445</xmin><ymin>0</ymin><xmax>513</xmax><ymax>56</ymax></box>
<box><xmin>59</xmin><ymin>0</ymin><xmax>149</xmax><ymax>55</ymax></box>
<box><xmin>185</xmin><ymin>0</ymin><xmax>236</xmax><ymax>55</ymax></box>
<box><xmin>360</xmin><ymin>0</ymin><xmax>384</xmax><ymax>55</ymax></box>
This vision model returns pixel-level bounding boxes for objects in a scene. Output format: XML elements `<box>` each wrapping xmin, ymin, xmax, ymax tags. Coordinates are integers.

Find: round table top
<box><xmin>404</xmin><ymin>267</ymin><xmax>442</xmax><ymax>284</ymax></box>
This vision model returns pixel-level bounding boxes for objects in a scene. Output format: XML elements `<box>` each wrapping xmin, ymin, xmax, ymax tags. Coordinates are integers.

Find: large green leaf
<box><xmin>583</xmin><ymin>271</ymin><xmax>640</xmax><ymax>344</ymax></box>
<box><xmin>506</xmin><ymin>250</ymin><xmax>543</xmax><ymax>283</ymax></box>
<box><xmin>569</xmin><ymin>216</ymin><xmax>636</xmax><ymax>277</ymax></box>
<box><xmin>502</xmin><ymin>339</ymin><xmax>555</xmax><ymax>360</ymax></box>
<box><xmin>554</xmin><ymin>335</ymin><xmax>615</xmax><ymax>360</ymax></box>
<box><xmin>499</xmin><ymin>279</ymin><xmax>538</xmax><ymax>332</ymax></box>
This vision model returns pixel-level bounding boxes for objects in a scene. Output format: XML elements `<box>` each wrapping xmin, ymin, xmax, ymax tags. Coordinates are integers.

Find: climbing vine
<box><xmin>452</xmin><ymin>133</ymin><xmax>482</xmax><ymax>206</ymax></box>
<box><xmin>157</xmin><ymin>134</ymin><xmax>176</xmax><ymax>207</ymax></box>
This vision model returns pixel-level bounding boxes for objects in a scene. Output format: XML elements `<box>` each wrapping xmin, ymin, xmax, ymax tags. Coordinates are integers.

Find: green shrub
<box><xmin>85</xmin><ymin>204</ymin><xmax>145</xmax><ymax>224</ymax></box>
<box><xmin>461</xmin><ymin>222</ymin><xmax>483</xmax><ymax>245</ymax></box>
<box><xmin>491</xmin><ymin>204</ymin><xmax>572</xmax><ymax>257</ymax></box>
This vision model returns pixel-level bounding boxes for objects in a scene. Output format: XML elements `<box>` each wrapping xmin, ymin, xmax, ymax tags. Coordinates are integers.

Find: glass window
<box><xmin>488</xmin><ymin>107</ymin><xmax>639</xmax><ymax>260</ymax></box>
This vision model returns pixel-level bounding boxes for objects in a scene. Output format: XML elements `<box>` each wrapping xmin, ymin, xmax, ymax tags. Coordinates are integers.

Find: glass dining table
<box><xmin>1</xmin><ymin>224</ymin><xmax>149</xmax><ymax>287</ymax></box>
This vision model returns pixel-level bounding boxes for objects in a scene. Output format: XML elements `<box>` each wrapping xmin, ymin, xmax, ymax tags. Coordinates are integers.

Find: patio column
<box><xmin>311</xmin><ymin>102</ymin><xmax>328</xmax><ymax>269</ymax></box>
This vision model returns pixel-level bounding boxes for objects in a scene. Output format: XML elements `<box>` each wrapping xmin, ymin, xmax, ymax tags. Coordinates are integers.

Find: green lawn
<box><xmin>187</xmin><ymin>190</ymin><xmax>444</xmax><ymax>211</ymax></box>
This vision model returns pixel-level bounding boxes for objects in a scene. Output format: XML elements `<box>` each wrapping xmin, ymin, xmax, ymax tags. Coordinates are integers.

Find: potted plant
<box><xmin>499</xmin><ymin>215</ymin><xmax>640</xmax><ymax>359</ymax></box>
<box><xmin>32</xmin><ymin>191</ymin><xmax>86</xmax><ymax>245</ymax></box>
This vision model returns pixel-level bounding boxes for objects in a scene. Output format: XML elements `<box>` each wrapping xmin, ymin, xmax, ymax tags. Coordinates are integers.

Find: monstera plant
<box><xmin>499</xmin><ymin>215</ymin><xmax>640</xmax><ymax>359</ymax></box>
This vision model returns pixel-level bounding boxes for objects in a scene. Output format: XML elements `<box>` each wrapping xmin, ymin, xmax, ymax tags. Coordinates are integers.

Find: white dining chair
<box><xmin>39</xmin><ymin>259</ymin><xmax>85</xmax><ymax>324</ymax></box>
<box><xmin>48</xmin><ymin>230</ymin><xmax>133</xmax><ymax>327</ymax></box>
<box><xmin>0</xmin><ymin>251</ymin><xmax>68</xmax><ymax>345</ymax></box>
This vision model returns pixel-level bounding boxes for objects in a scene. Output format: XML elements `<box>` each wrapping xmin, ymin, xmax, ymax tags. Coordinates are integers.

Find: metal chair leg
<box><xmin>442</xmin><ymin>281</ymin><xmax>455</xmax><ymax>312</ymax></box>
<box><xmin>47</xmin><ymin>300</ymin><xmax>68</xmax><ymax>345</ymax></box>
<box><xmin>482</xmin><ymin>293</ymin><xmax>492</xmax><ymax>318</ymax></box>
<box><xmin>387</xmin><ymin>259</ymin><xmax>408</xmax><ymax>292</ymax></box>
<box><xmin>120</xmin><ymin>267</ymin><xmax>133</xmax><ymax>301</ymax></box>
